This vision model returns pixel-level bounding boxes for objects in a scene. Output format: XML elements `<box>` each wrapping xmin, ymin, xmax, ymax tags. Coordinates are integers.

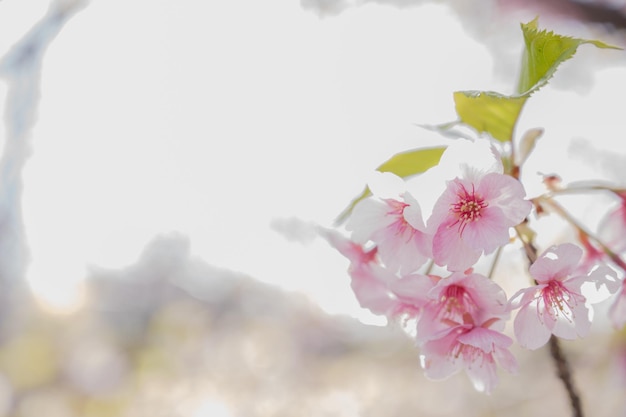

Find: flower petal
<box><xmin>551</xmin><ymin>302</ymin><xmax>591</xmax><ymax>340</ymax></box>
<box><xmin>478</xmin><ymin>172</ymin><xmax>531</xmax><ymax>224</ymax></box>
<box><xmin>346</xmin><ymin>197</ymin><xmax>394</xmax><ymax>244</ymax></box>
<box><xmin>433</xmin><ymin>220</ymin><xmax>481</xmax><ymax>271</ymax></box>
<box><xmin>402</xmin><ymin>192</ymin><xmax>428</xmax><ymax>232</ymax></box>
<box><xmin>598</xmin><ymin>202</ymin><xmax>626</xmax><ymax>254</ymax></box>
<box><xmin>514</xmin><ymin>302</ymin><xmax>552</xmax><ymax>350</ymax></box>
<box><xmin>457</xmin><ymin>327</ymin><xmax>513</xmax><ymax>352</ymax></box>
<box><xmin>461</xmin><ymin>206</ymin><xmax>510</xmax><ymax>254</ymax></box>
<box><xmin>529</xmin><ymin>244</ymin><xmax>582</xmax><ymax>283</ymax></box>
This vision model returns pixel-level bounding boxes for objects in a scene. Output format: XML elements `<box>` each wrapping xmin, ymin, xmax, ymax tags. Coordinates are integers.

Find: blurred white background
<box><xmin>0</xmin><ymin>0</ymin><xmax>624</xmax><ymax>323</ymax></box>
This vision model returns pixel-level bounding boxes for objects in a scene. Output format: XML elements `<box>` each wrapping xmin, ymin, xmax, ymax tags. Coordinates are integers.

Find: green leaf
<box><xmin>453</xmin><ymin>91</ymin><xmax>527</xmax><ymax>143</ymax></box>
<box><xmin>335</xmin><ymin>147</ymin><xmax>446</xmax><ymax>225</ymax></box>
<box><xmin>376</xmin><ymin>146</ymin><xmax>446</xmax><ymax>177</ymax></box>
<box><xmin>517</xmin><ymin>17</ymin><xmax>621</xmax><ymax>95</ymax></box>
<box><xmin>452</xmin><ymin>18</ymin><xmax>620</xmax><ymax>144</ymax></box>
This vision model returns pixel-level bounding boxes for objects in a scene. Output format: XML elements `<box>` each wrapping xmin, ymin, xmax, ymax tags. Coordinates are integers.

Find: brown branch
<box><xmin>549</xmin><ymin>336</ymin><xmax>583</xmax><ymax>417</ymax></box>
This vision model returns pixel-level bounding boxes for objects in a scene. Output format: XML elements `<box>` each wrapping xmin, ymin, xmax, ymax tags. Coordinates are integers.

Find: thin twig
<box><xmin>538</xmin><ymin>196</ymin><xmax>626</xmax><ymax>272</ymax></box>
<box><xmin>549</xmin><ymin>336</ymin><xmax>583</xmax><ymax>417</ymax></box>
<box><xmin>487</xmin><ymin>245</ymin><xmax>502</xmax><ymax>279</ymax></box>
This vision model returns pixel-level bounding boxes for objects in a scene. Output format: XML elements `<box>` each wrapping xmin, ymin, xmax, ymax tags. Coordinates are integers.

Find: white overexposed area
<box><xmin>1</xmin><ymin>0</ymin><xmax>625</xmax><ymax>324</ymax></box>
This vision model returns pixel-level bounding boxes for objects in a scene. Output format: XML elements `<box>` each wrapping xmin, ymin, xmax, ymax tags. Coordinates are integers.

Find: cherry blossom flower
<box><xmin>419</xmin><ymin>320</ymin><xmax>517</xmax><ymax>393</ymax></box>
<box><xmin>347</xmin><ymin>190</ymin><xmax>432</xmax><ymax>275</ymax></box>
<box><xmin>427</xmin><ymin>171</ymin><xmax>531</xmax><ymax>271</ymax></box>
<box><xmin>510</xmin><ymin>243</ymin><xmax>619</xmax><ymax>350</ymax></box>
<box><xmin>415</xmin><ymin>270</ymin><xmax>509</xmax><ymax>344</ymax></box>
<box><xmin>318</xmin><ymin>228</ymin><xmax>434</xmax><ymax>318</ymax></box>
<box><xmin>318</xmin><ymin>227</ymin><xmax>396</xmax><ymax>315</ymax></box>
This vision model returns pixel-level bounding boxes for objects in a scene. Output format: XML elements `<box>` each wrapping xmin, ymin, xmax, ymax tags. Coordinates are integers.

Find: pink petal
<box><xmin>421</xmin><ymin>352</ymin><xmax>461</xmax><ymax>381</ymax></box>
<box><xmin>455</xmin><ymin>272</ymin><xmax>509</xmax><ymax>322</ymax></box>
<box><xmin>465</xmin><ymin>356</ymin><xmax>498</xmax><ymax>393</ymax></box>
<box><xmin>349</xmin><ymin>264</ymin><xmax>396</xmax><ymax>315</ymax></box>
<box><xmin>318</xmin><ymin>227</ymin><xmax>375</xmax><ymax>265</ymax></box>
<box><xmin>433</xmin><ymin>220</ymin><xmax>481</xmax><ymax>271</ymax></box>
<box><xmin>420</xmin><ymin>329</ymin><xmax>463</xmax><ymax>380</ymax></box>
<box><xmin>461</xmin><ymin>206</ymin><xmax>510</xmax><ymax>254</ymax></box>
<box><xmin>457</xmin><ymin>327</ymin><xmax>513</xmax><ymax>352</ymax></box>
<box><xmin>514</xmin><ymin>302</ymin><xmax>552</xmax><ymax>350</ymax></box>
<box><xmin>494</xmin><ymin>346</ymin><xmax>518</xmax><ymax>374</ymax></box>
<box><xmin>376</xmin><ymin>228</ymin><xmax>430</xmax><ymax>275</ymax></box>
<box><xmin>478</xmin><ymin>172</ymin><xmax>531</xmax><ymax>224</ymax></box>
<box><xmin>508</xmin><ymin>286</ymin><xmax>542</xmax><ymax>311</ymax></box>
<box><xmin>402</xmin><ymin>192</ymin><xmax>428</xmax><ymax>232</ymax></box>
<box><xmin>388</xmin><ymin>273</ymin><xmax>436</xmax><ymax>307</ymax></box>
<box><xmin>551</xmin><ymin>302</ymin><xmax>591</xmax><ymax>340</ymax></box>
<box><xmin>598</xmin><ymin>202</ymin><xmax>626</xmax><ymax>253</ymax></box>
<box><xmin>529</xmin><ymin>244</ymin><xmax>582</xmax><ymax>284</ymax></box>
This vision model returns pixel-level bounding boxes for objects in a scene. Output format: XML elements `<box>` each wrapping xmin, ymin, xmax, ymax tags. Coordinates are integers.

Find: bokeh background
<box><xmin>0</xmin><ymin>0</ymin><xmax>625</xmax><ymax>416</ymax></box>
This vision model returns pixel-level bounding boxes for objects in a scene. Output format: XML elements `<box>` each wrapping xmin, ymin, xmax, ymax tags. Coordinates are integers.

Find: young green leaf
<box><xmin>517</xmin><ymin>17</ymin><xmax>621</xmax><ymax>95</ymax></box>
<box><xmin>453</xmin><ymin>91</ymin><xmax>527</xmax><ymax>143</ymax></box>
<box><xmin>375</xmin><ymin>146</ymin><xmax>446</xmax><ymax>178</ymax></box>
<box><xmin>335</xmin><ymin>147</ymin><xmax>446</xmax><ymax>225</ymax></box>
<box><xmin>452</xmin><ymin>18</ymin><xmax>619</xmax><ymax>144</ymax></box>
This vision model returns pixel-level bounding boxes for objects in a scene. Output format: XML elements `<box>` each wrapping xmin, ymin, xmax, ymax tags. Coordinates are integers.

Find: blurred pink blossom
<box><xmin>598</xmin><ymin>194</ymin><xmax>626</xmax><ymax>255</ymax></box>
<box><xmin>420</xmin><ymin>321</ymin><xmax>517</xmax><ymax>394</ymax></box>
<box><xmin>415</xmin><ymin>270</ymin><xmax>509</xmax><ymax>344</ymax></box>
<box><xmin>319</xmin><ymin>228</ymin><xmax>434</xmax><ymax>318</ymax></box>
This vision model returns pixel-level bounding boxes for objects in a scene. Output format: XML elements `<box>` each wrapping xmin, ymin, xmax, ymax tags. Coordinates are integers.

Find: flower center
<box><xmin>541</xmin><ymin>280</ymin><xmax>578</xmax><ymax>322</ymax></box>
<box><xmin>450</xmin><ymin>183</ymin><xmax>488</xmax><ymax>236</ymax></box>
<box><xmin>438</xmin><ymin>285</ymin><xmax>478</xmax><ymax>326</ymax></box>
<box><xmin>385</xmin><ymin>199</ymin><xmax>417</xmax><ymax>242</ymax></box>
<box><xmin>451</xmin><ymin>341</ymin><xmax>484</xmax><ymax>364</ymax></box>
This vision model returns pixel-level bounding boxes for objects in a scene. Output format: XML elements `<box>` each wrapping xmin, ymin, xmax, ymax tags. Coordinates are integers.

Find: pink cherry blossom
<box><xmin>510</xmin><ymin>243</ymin><xmax>619</xmax><ymax>350</ymax></box>
<box><xmin>318</xmin><ymin>227</ymin><xmax>396</xmax><ymax>315</ymax></box>
<box><xmin>416</xmin><ymin>270</ymin><xmax>509</xmax><ymax>344</ymax></box>
<box><xmin>346</xmin><ymin>192</ymin><xmax>432</xmax><ymax>275</ymax></box>
<box><xmin>318</xmin><ymin>228</ymin><xmax>435</xmax><ymax>318</ymax></box>
<box><xmin>419</xmin><ymin>320</ymin><xmax>517</xmax><ymax>394</ymax></box>
<box><xmin>427</xmin><ymin>171</ymin><xmax>531</xmax><ymax>272</ymax></box>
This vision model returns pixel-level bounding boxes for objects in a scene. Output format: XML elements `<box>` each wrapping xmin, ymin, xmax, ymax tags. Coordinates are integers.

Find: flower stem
<box><xmin>537</xmin><ymin>196</ymin><xmax>626</xmax><ymax>272</ymax></box>
<box><xmin>545</xmin><ymin>182</ymin><xmax>626</xmax><ymax>196</ymax></box>
<box><xmin>487</xmin><ymin>245</ymin><xmax>502</xmax><ymax>279</ymax></box>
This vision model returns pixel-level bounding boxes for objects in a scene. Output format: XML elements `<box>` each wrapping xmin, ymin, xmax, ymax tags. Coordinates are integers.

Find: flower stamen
<box><xmin>449</xmin><ymin>184</ymin><xmax>488</xmax><ymax>236</ymax></box>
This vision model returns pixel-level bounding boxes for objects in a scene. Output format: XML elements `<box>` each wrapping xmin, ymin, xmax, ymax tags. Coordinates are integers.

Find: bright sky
<box><xmin>2</xmin><ymin>0</ymin><xmax>625</xmax><ymax>322</ymax></box>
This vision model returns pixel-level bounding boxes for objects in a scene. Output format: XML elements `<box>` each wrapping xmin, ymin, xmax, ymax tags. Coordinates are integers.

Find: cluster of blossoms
<box><xmin>321</xmin><ymin>139</ymin><xmax>623</xmax><ymax>393</ymax></box>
